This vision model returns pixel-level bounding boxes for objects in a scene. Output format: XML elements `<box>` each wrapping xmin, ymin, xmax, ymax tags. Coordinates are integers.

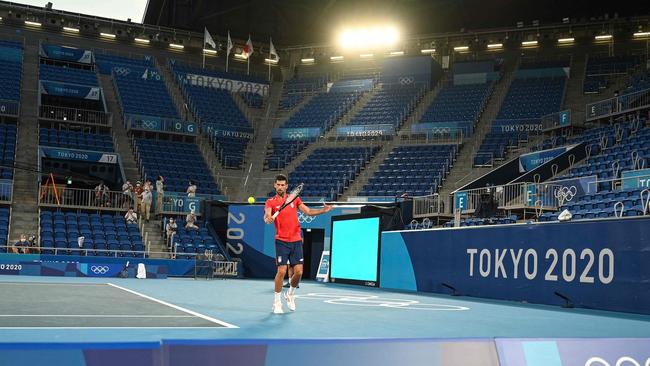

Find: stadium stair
<box><xmin>340</xmin><ymin>143</ymin><xmax>392</xmax><ymax>199</ymax></box>
<box><xmin>396</xmin><ymin>76</ymin><xmax>446</xmax><ymax>135</ymax></box>
<box><xmin>9</xmin><ymin>39</ymin><xmax>40</xmax><ymax>242</ymax></box>
<box><xmin>435</xmin><ymin>54</ymin><xmax>520</xmax><ymax>208</ymax></box>
<box><xmin>98</xmin><ymin>75</ymin><xmax>141</xmax><ymax>183</ymax></box>
<box><xmin>142</xmin><ymin>220</ymin><xmax>169</xmax><ymax>258</ymax></box>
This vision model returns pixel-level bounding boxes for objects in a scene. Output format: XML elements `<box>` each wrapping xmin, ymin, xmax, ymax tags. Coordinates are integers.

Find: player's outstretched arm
<box><xmin>299</xmin><ymin>203</ymin><xmax>332</xmax><ymax>216</ymax></box>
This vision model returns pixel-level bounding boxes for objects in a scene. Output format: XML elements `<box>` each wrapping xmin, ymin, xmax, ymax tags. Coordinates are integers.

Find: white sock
<box><xmin>288</xmin><ymin>286</ymin><xmax>296</xmax><ymax>295</ymax></box>
<box><xmin>274</xmin><ymin>292</ymin><xmax>281</xmax><ymax>302</ymax></box>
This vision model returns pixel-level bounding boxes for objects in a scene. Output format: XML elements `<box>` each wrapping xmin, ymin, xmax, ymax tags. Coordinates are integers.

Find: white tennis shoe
<box><xmin>272</xmin><ymin>300</ymin><xmax>284</xmax><ymax>314</ymax></box>
<box><xmin>284</xmin><ymin>291</ymin><xmax>296</xmax><ymax>311</ymax></box>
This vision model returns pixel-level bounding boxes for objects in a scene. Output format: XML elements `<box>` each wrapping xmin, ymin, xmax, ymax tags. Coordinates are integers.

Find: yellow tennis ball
<box><xmin>247</xmin><ymin>196</ymin><xmax>255</xmax><ymax>204</ymax></box>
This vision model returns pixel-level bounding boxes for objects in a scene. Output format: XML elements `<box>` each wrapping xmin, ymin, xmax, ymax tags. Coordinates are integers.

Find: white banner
<box><xmin>185</xmin><ymin>73</ymin><xmax>269</xmax><ymax>97</ymax></box>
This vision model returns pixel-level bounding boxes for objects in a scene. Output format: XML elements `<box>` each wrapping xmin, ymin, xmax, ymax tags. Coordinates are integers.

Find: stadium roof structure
<box><xmin>143</xmin><ymin>0</ymin><xmax>644</xmax><ymax>47</ymax></box>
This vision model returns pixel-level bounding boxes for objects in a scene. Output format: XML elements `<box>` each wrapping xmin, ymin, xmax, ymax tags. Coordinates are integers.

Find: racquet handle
<box><xmin>271</xmin><ymin>209</ymin><xmax>281</xmax><ymax>219</ymax></box>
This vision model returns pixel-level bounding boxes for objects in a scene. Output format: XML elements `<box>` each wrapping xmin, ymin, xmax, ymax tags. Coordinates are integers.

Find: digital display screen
<box><xmin>330</xmin><ymin>215</ymin><xmax>380</xmax><ymax>286</ymax></box>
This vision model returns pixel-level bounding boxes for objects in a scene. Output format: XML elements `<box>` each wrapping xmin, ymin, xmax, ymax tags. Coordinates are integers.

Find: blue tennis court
<box><xmin>0</xmin><ymin>275</ymin><xmax>648</xmax><ymax>343</ymax></box>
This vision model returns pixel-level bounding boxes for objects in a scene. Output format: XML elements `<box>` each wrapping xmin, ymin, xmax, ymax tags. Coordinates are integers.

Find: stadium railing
<box><xmin>413</xmin><ymin>193</ymin><xmax>444</xmax><ymax>218</ymax></box>
<box><xmin>0</xmin><ymin>180</ymin><xmax>13</xmax><ymax>204</ymax></box>
<box><xmin>454</xmin><ymin>181</ymin><xmax>562</xmax><ymax>213</ymax></box>
<box><xmin>0</xmin><ymin>99</ymin><xmax>20</xmax><ymax>117</ymax></box>
<box><xmin>586</xmin><ymin>87</ymin><xmax>650</xmax><ymax>121</ymax></box>
<box><xmin>39</xmin><ymin>105</ymin><xmax>112</xmax><ymax>126</ymax></box>
<box><xmin>39</xmin><ymin>185</ymin><xmax>132</xmax><ymax>211</ymax></box>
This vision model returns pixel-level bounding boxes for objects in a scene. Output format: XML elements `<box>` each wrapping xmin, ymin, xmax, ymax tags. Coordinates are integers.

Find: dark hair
<box><xmin>275</xmin><ymin>174</ymin><xmax>288</xmax><ymax>183</ymax></box>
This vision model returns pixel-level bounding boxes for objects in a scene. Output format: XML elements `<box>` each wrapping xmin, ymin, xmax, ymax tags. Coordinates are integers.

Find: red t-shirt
<box><xmin>265</xmin><ymin>195</ymin><xmax>303</xmax><ymax>242</ymax></box>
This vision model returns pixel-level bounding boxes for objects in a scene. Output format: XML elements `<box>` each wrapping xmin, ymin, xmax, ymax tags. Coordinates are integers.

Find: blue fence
<box><xmin>0</xmin><ymin>99</ymin><xmax>19</xmax><ymax>116</ymax></box>
<box><xmin>271</xmin><ymin>127</ymin><xmax>321</xmax><ymax>140</ymax></box>
<box><xmin>39</xmin><ymin>81</ymin><xmax>101</xmax><ymax>100</ymax></box>
<box><xmin>40</xmin><ymin>44</ymin><xmax>94</xmax><ymax>64</ymax></box>
<box><xmin>336</xmin><ymin>124</ymin><xmax>395</xmax><ymax>137</ymax></box>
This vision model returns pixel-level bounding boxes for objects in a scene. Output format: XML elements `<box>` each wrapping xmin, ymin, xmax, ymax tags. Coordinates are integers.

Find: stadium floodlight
<box><xmin>338</xmin><ymin>26</ymin><xmax>399</xmax><ymax>50</ymax></box>
<box><xmin>521</xmin><ymin>40</ymin><xmax>538</xmax><ymax>47</ymax></box>
<box><xmin>24</xmin><ymin>20</ymin><xmax>42</xmax><ymax>27</ymax></box>
<box><xmin>330</xmin><ymin>55</ymin><xmax>344</xmax><ymax>62</ymax></box>
<box><xmin>633</xmin><ymin>31</ymin><xmax>650</xmax><ymax>38</ymax></box>
<box><xmin>453</xmin><ymin>46</ymin><xmax>469</xmax><ymax>52</ymax></box>
<box><xmin>203</xmin><ymin>48</ymin><xmax>217</xmax><ymax>55</ymax></box>
<box><xmin>234</xmin><ymin>53</ymin><xmax>247</xmax><ymax>60</ymax></box>
<box><xmin>169</xmin><ymin>43</ymin><xmax>184</xmax><ymax>50</ymax></box>
<box><xmin>558</xmin><ymin>37</ymin><xmax>574</xmax><ymax>44</ymax></box>
<box><xmin>595</xmin><ymin>34</ymin><xmax>612</xmax><ymax>41</ymax></box>
<box><xmin>360</xmin><ymin>53</ymin><xmax>374</xmax><ymax>58</ymax></box>
<box><xmin>264</xmin><ymin>58</ymin><xmax>278</xmax><ymax>64</ymax></box>
<box><xmin>134</xmin><ymin>37</ymin><xmax>150</xmax><ymax>44</ymax></box>
<box><xmin>63</xmin><ymin>26</ymin><xmax>79</xmax><ymax>33</ymax></box>
<box><xmin>420</xmin><ymin>48</ymin><xmax>435</xmax><ymax>54</ymax></box>
<box><xmin>388</xmin><ymin>51</ymin><xmax>404</xmax><ymax>56</ymax></box>
<box><xmin>301</xmin><ymin>58</ymin><xmax>315</xmax><ymax>63</ymax></box>
<box><xmin>100</xmin><ymin>32</ymin><xmax>116</xmax><ymax>39</ymax></box>
<box><xmin>487</xmin><ymin>43</ymin><xmax>503</xmax><ymax>49</ymax></box>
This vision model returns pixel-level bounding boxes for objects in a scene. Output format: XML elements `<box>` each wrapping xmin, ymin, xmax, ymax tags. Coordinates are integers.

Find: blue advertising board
<box><xmin>455</xmin><ymin>191</ymin><xmax>468</xmax><ymax>211</ymax></box>
<box><xmin>412</xmin><ymin>121</ymin><xmax>472</xmax><ymax>136</ymax></box>
<box><xmin>226</xmin><ymin>204</ymin><xmax>361</xmax><ymax>277</ymax></box>
<box><xmin>518</xmin><ymin>147</ymin><xmax>568</xmax><ymax>172</ymax></box>
<box><xmin>329</xmin><ymin>79</ymin><xmax>374</xmax><ymax>93</ymax></box>
<box><xmin>159</xmin><ymin>192</ymin><xmax>203</xmax><ymax>213</ymax></box>
<box><xmin>336</xmin><ymin>124</ymin><xmax>395</xmax><ymax>137</ymax></box>
<box><xmin>40</xmin><ymin>44</ymin><xmax>94</xmax><ymax>64</ymax></box>
<box><xmin>205</xmin><ymin>125</ymin><xmax>254</xmax><ymax>140</ymax></box>
<box><xmin>491</xmin><ymin>119</ymin><xmax>543</xmax><ymax>134</ymax></box>
<box><xmin>39</xmin><ymin>81</ymin><xmax>101</xmax><ymax>100</ymax></box>
<box><xmin>0</xmin><ymin>259</ymin><xmax>167</xmax><ymax>279</ymax></box>
<box><xmin>380</xmin><ymin>217</ymin><xmax>650</xmax><ymax>314</ymax></box>
<box><xmin>126</xmin><ymin>114</ymin><xmax>197</xmax><ymax>135</ymax></box>
<box><xmin>551</xmin><ymin>175</ymin><xmax>596</xmax><ymax>199</ymax></box>
<box><xmin>271</xmin><ymin>127</ymin><xmax>321</xmax><ymax>140</ymax></box>
<box><xmin>621</xmin><ymin>168</ymin><xmax>650</xmax><ymax>190</ymax></box>
<box><xmin>40</xmin><ymin>147</ymin><xmax>118</xmax><ymax>164</ymax></box>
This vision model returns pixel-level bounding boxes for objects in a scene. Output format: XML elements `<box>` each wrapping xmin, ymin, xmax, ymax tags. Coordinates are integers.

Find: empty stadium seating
<box><xmin>0</xmin><ymin>40</ymin><xmax>23</xmax><ymax>104</ymax></box>
<box><xmin>418</xmin><ymin>82</ymin><xmax>493</xmax><ymax>128</ymax></box>
<box><xmin>538</xmin><ymin>188</ymin><xmax>647</xmax><ymax>222</ymax></box>
<box><xmin>240</xmin><ymin>92</ymin><xmax>263</xmax><ymax>108</ymax></box>
<box><xmin>39</xmin><ymin>128</ymin><xmax>114</xmax><ymax>152</ymax></box>
<box><xmin>583</xmin><ymin>55</ymin><xmax>640</xmax><ymax>94</ymax></box>
<box><xmin>265</xmin><ymin>138</ymin><xmax>316</xmax><ymax>170</ymax></box>
<box><xmin>171</xmin><ymin>63</ymin><xmax>254</xmax><ymax>168</ymax></box>
<box><xmin>360</xmin><ymin>145</ymin><xmax>458</xmax><ymax>197</ymax></box>
<box><xmin>39</xmin><ymin>64</ymin><xmax>98</xmax><ymax>86</ymax></box>
<box><xmin>0</xmin><ymin>124</ymin><xmax>16</xmax><ymax>180</ymax></box>
<box><xmin>108</xmin><ymin>59</ymin><xmax>178</xmax><ymax>119</ymax></box>
<box><xmin>347</xmin><ymin>84</ymin><xmax>424</xmax><ymax>128</ymax></box>
<box><xmin>0</xmin><ymin>207</ymin><xmax>9</xmax><ymax>252</ymax></box>
<box><xmin>280</xmin><ymin>76</ymin><xmax>326</xmax><ymax>110</ymax></box>
<box><xmin>442</xmin><ymin>215</ymin><xmax>517</xmax><ymax>227</ymax></box>
<box><xmin>39</xmin><ymin>210</ymin><xmax>145</xmax><ymax>257</ymax></box>
<box><xmin>95</xmin><ymin>53</ymin><xmax>153</xmax><ymax>75</ymax></box>
<box><xmin>163</xmin><ymin>216</ymin><xmax>224</xmax><ymax>259</ymax></box>
<box><xmin>134</xmin><ymin>138</ymin><xmax>221</xmax><ymax>195</ymax></box>
<box><xmin>287</xmin><ymin>146</ymin><xmax>379</xmax><ymax>200</ymax></box>
<box><xmin>283</xmin><ymin>91</ymin><xmax>361</xmax><ymax>129</ymax></box>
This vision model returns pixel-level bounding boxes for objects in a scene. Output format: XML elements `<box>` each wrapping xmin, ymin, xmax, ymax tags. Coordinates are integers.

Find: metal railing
<box><xmin>39</xmin><ymin>105</ymin><xmax>112</xmax><ymax>126</ymax></box>
<box><xmin>0</xmin><ymin>99</ymin><xmax>20</xmax><ymax>117</ymax></box>
<box><xmin>586</xmin><ymin>87</ymin><xmax>650</xmax><ymax>121</ymax></box>
<box><xmin>39</xmin><ymin>185</ymin><xmax>133</xmax><ymax>211</ymax></box>
<box><xmin>541</xmin><ymin>109</ymin><xmax>572</xmax><ymax>131</ymax></box>
<box><xmin>0</xmin><ymin>180</ymin><xmax>13</xmax><ymax>204</ymax></box>
<box><xmin>454</xmin><ymin>181</ymin><xmax>563</xmax><ymax>213</ymax></box>
<box><xmin>413</xmin><ymin>194</ymin><xmax>444</xmax><ymax>218</ymax></box>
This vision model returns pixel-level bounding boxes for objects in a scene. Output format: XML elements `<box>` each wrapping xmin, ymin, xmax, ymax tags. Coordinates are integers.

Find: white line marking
<box><xmin>0</xmin><ymin>327</ymin><xmax>235</xmax><ymax>329</ymax></box>
<box><xmin>0</xmin><ymin>283</ymin><xmax>106</xmax><ymax>286</ymax></box>
<box><xmin>0</xmin><ymin>315</ymin><xmax>195</xmax><ymax>318</ymax></box>
<box><xmin>106</xmin><ymin>283</ymin><xmax>238</xmax><ymax>328</ymax></box>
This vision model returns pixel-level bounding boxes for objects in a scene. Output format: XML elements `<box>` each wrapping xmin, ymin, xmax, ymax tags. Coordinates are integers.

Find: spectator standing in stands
<box><xmin>77</xmin><ymin>236</ymin><xmax>85</xmax><ymax>256</ymax></box>
<box><xmin>141</xmin><ymin>186</ymin><xmax>152</xmax><ymax>223</ymax></box>
<box><xmin>165</xmin><ymin>217</ymin><xmax>177</xmax><ymax>247</ymax></box>
<box><xmin>187</xmin><ymin>180</ymin><xmax>197</xmax><ymax>198</ymax></box>
<box><xmin>156</xmin><ymin>176</ymin><xmax>165</xmax><ymax>215</ymax></box>
<box><xmin>94</xmin><ymin>181</ymin><xmax>108</xmax><ymax>207</ymax></box>
<box><xmin>125</xmin><ymin>207</ymin><xmax>138</xmax><ymax>224</ymax></box>
<box><xmin>13</xmin><ymin>234</ymin><xmax>30</xmax><ymax>254</ymax></box>
<box><xmin>122</xmin><ymin>180</ymin><xmax>134</xmax><ymax>208</ymax></box>
<box><xmin>185</xmin><ymin>210</ymin><xmax>199</xmax><ymax>230</ymax></box>
<box><xmin>133</xmin><ymin>182</ymin><xmax>143</xmax><ymax>213</ymax></box>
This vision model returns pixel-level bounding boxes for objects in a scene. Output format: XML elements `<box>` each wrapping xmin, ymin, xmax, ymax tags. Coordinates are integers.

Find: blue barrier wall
<box><xmin>380</xmin><ymin>218</ymin><xmax>650</xmax><ymax>314</ymax></box>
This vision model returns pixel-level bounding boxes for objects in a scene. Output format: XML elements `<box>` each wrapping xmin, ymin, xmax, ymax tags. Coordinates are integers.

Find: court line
<box><xmin>0</xmin><ymin>315</ymin><xmax>195</xmax><ymax>318</ymax></box>
<box><xmin>106</xmin><ymin>283</ymin><xmax>238</xmax><ymax>329</ymax></box>
<box><xmin>0</xmin><ymin>282</ymin><xmax>106</xmax><ymax>286</ymax></box>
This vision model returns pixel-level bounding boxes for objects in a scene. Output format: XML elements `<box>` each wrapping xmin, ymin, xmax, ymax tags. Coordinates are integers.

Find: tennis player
<box><xmin>264</xmin><ymin>174</ymin><xmax>332</xmax><ymax>314</ymax></box>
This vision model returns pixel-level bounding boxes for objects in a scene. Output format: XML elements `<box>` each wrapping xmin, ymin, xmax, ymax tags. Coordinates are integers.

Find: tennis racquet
<box><xmin>271</xmin><ymin>183</ymin><xmax>304</xmax><ymax>219</ymax></box>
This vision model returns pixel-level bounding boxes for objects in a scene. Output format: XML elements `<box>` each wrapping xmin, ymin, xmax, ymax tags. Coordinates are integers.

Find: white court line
<box><xmin>107</xmin><ymin>283</ymin><xmax>238</xmax><ymax>329</ymax></box>
<box><xmin>0</xmin><ymin>315</ymin><xmax>194</xmax><ymax>318</ymax></box>
<box><xmin>0</xmin><ymin>327</ymin><xmax>237</xmax><ymax>329</ymax></box>
<box><xmin>0</xmin><ymin>283</ymin><xmax>106</xmax><ymax>286</ymax></box>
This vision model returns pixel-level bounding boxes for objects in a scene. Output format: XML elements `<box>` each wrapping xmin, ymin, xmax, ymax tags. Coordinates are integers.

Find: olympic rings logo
<box><xmin>399</xmin><ymin>76</ymin><xmax>414</xmax><ymax>85</ymax></box>
<box><xmin>90</xmin><ymin>265</ymin><xmax>109</xmax><ymax>274</ymax></box>
<box><xmin>298</xmin><ymin>211</ymin><xmax>315</xmax><ymax>223</ymax></box>
<box><xmin>294</xmin><ymin>292</ymin><xmax>469</xmax><ymax>311</ymax></box>
<box><xmin>431</xmin><ymin>127</ymin><xmax>452</xmax><ymax>135</ymax></box>
<box><xmin>112</xmin><ymin>67</ymin><xmax>131</xmax><ymax>76</ymax></box>
<box><xmin>287</xmin><ymin>131</ymin><xmax>305</xmax><ymax>139</ymax></box>
<box><xmin>142</xmin><ymin>120</ymin><xmax>158</xmax><ymax>129</ymax></box>
<box><xmin>555</xmin><ymin>186</ymin><xmax>578</xmax><ymax>203</ymax></box>
<box><xmin>584</xmin><ymin>356</ymin><xmax>650</xmax><ymax>366</ymax></box>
